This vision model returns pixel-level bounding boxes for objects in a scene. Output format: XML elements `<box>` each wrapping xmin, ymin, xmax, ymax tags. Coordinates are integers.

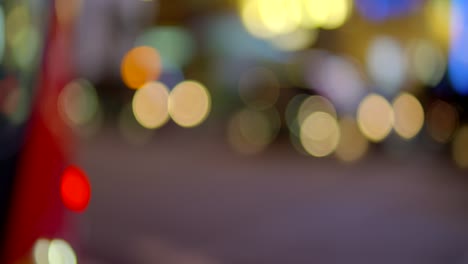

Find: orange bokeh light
<box><xmin>121</xmin><ymin>46</ymin><xmax>162</xmax><ymax>89</ymax></box>
<box><xmin>60</xmin><ymin>165</ymin><xmax>91</xmax><ymax>212</ymax></box>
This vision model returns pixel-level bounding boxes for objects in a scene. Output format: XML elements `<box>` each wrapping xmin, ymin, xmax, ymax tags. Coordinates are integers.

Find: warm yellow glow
<box><xmin>240</xmin><ymin>0</ymin><xmax>275</xmax><ymax>38</ymax></box>
<box><xmin>33</xmin><ymin>238</ymin><xmax>50</xmax><ymax>264</ymax></box>
<box><xmin>227</xmin><ymin>108</ymin><xmax>279</xmax><ymax>155</ymax></box>
<box><xmin>427</xmin><ymin>100</ymin><xmax>459</xmax><ymax>143</ymax></box>
<box><xmin>169</xmin><ymin>81</ymin><xmax>211</xmax><ymax>128</ymax></box>
<box><xmin>238</xmin><ymin>67</ymin><xmax>280</xmax><ymax>110</ymax></box>
<box><xmin>357</xmin><ymin>94</ymin><xmax>394</xmax><ymax>142</ymax></box>
<box><xmin>335</xmin><ymin>117</ymin><xmax>368</xmax><ymax>162</ymax></box>
<box><xmin>409</xmin><ymin>39</ymin><xmax>446</xmax><ymax>86</ymax></box>
<box><xmin>425</xmin><ymin>0</ymin><xmax>450</xmax><ymax>47</ymax></box>
<box><xmin>48</xmin><ymin>239</ymin><xmax>77</xmax><ymax>264</ymax></box>
<box><xmin>270</xmin><ymin>28</ymin><xmax>318</xmax><ymax>51</ymax></box>
<box><xmin>300</xmin><ymin>111</ymin><xmax>340</xmax><ymax>157</ymax></box>
<box><xmin>302</xmin><ymin>0</ymin><xmax>351</xmax><ymax>29</ymax></box>
<box><xmin>121</xmin><ymin>46</ymin><xmax>161</xmax><ymax>90</ymax></box>
<box><xmin>323</xmin><ymin>0</ymin><xmax>352</xmax><ymax>29</ymax></box>
<box><xmin>132</xmin><ymin>82</ymin><xmax>170</xmax><ymax>129</ymax></box>
<box><xmin>297</xmin><ymin>95</ymin><xmax>337</xmax><ymax>125</ymax></box>
<box><xmin>392</xmin><ymin>93</ymin><xmax>424</xmax><ymax>140</ymax></box>
<box><xmin>6</xmin><ymin>4</ymin><xmax>40</xmax><ymax>70</ymax></box>
<box><xmin>58</xmin><ymin>79</ymin><xmax>99</xmax><ymax>127</ymax></box>
<box><xmin>452</xmin><ymin>126</ymin><xmax>468</xmax><ymax>169</ymax></box>
<box><xmin>5</xmin><ymin>4</ymin><xmax>29</xmax><ymax>48</ymax></box>
<box><xmin>258</xmin><ymin>0</ymin><xmax>302</xmax><ymax>35</ymax></box>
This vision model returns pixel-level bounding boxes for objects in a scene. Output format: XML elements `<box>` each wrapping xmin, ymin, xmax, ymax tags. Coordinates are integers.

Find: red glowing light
<box><xmin>60</xmin><ymin>165</ymin><xmax>91</xmax><ymax>212</ymax></box>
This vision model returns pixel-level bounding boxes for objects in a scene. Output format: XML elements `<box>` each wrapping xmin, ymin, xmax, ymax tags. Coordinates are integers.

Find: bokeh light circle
<box><xmin>240</xmin><ymin>0</ymin><xmax>275</xmax><ymax>39</ymax></box>
<box><xmin>409</xmin><ymin>39</ymin><xmax>446</xmax><ymax>87</ymax></box>
<box><xmin>33</xmin><ymin>238</ymin><xmax>50</xmax><ymax>264</ymax></box>
<box><xmin>367</xmin><ymin>36</ymin><xmax>407</xmax><ymax>96</ymax></box>
<box><xmin>60</xmin><ymin>165</ymin><xmax>91</xmax><ymax>212</ymax></box>
<box><xmin>392</xmin><ymin>92</ymin><xmax>425</xmax><ymax>140</ymax></box>
<box><xmin>169</xmin><ymin>81</ymin><xmax>211</xmax><ymax>128</ymax></box>
<box><xmin>227</xmin><ymin>108</ymin><xmax>280</xmax><ymax>155</ymax></box>
<box><xmin>426</xmin><ymin>100</ymin><xmax>459</xmax><ymax>143</ymax></box>
<box><xmin>48</xmin><ymin>239</ymin><xmax>77</xmax><ymax>264</ymax></box>
<box><xmin>300</xmin><ymin>111</ymin><xmax>340</xmax><ymax>157</ymax></box>
<box><xmin>357</xmin><ymin>94</ymin><xmax>394</xmax><ymax>142</ymax></box>
<box><xmin>58</xmin><ymin>79</ymin><xmax>99</xmax><ymax>127</ymax></box>
<box><xmin>121</xmin><ymin>46</ymin><xmax>161</xmax><ymax>89</ymax></box>
<box><xmin>132</xmin><ymin>82</ymin><xmax>170</xmax><ymax>129</ymax></box>
<box><xmin>298</xmin><ymin>95</ymin><xmax>337</xmax><ymax>125</ymax></box>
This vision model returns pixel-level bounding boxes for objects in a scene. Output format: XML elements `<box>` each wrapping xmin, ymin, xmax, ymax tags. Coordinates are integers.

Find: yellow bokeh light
<box><xmin>302</xmin><ymin>0</ymin><xmax>351</xmax><ymax>29</ymax></box>
<box><xmin>425</xmin><ymin>0</ymin><xmax>450</xmax><ymax>47</ymax></box>
<box><xmin>33</xmin><ymin>238</ymin><xmax>50</xmax><ymax>264</ymax></box>
<box><xmin>169</xmin><ymin>81</ymin><xmax>211</xmax><ymax>128</ymax></box>
<box><xmin>240</xmin><ymin>0</ymin><xmax>275</xmax><ymax>38</ymax></box>
<box><xmin>5</xmin><ymin>4</ymin><xmax>29</xmax><ymax>48</ymax></box>
<box><xmin>6</xmin><ymin>3</ymin><xmax>40</xmax><ymax>70</ymax></box>
<box><xmin>258</xmin><ymin>0</ymin><xmax>302</xmax><ymax>35</ymax></box>
<box><xmin>426</xmin><ymin>100</ymin><xmax>459</xmax><ymax>143</ymax></box>
<box><xmin>121</xmin><ymin>46</ymin><xmax>161</xmax><ymax>90</ymax></box>
<box><xmin>297</xmin><ymin>95</ymin><xmax>337</xmax><ymax>125</ymax></box>
<box><xmin>238</xmin><ymin>67</ymin><xmax>280</xmax><ymax>110</ymax></box>
<box><xmin>132</xmin><ymin>82</ymin><xmax>170</xmax><ymax>129</ymax></box>
<box><xmin>227</xmin><ymin>108</ymin><xmax>280</xmax><ymax>155</ymax></box>
<box><xmin>48</xmin><ymin>239</ymin><xmax>77</xmax><ymax>264</ymax></box>
<box><xmin>335</xmin><ymin>117</ymin><xmax>368</xmax><ymax>162</ymax></box>
<box><xmin>392</xmin><ymin>93</ymin><xmax>425</xmax><ymax>140</ymax></box>
<box><xmin>452</xmin><ymin>126</ymin><xmax>468</xmax><ymax>169</ymax></box>
<box><xmin>409</xmin><ymin>39</ymin><xmax>446</xmax><ymax>86</ymax></box>
<box><xmin>58</xmin><ymin>79</ymin><xmax>99</xmax><ymax>127</ymax></box>
<box><xmin>357</xmin><ymin>94</ymin><xmax>394</xmax><ymax>142</ymax></box>
<box><xmin>300</xmin><ymin>111</ymin><xmax>340</xmax><ymax>157</ymax></box>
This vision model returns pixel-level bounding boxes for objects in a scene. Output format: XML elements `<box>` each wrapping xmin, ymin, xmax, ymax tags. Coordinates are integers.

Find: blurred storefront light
<box><xmin>60</xmin><ymin>165</ymin><xmax>91</xmax><ymax>213</ymax></box>
<box><xmin>408</xmin><ymin>39</ymin><xmax>446</xmax><ymax>87</ymax></box>
<box><xmin>392</xmin><ymin>92</ymin><xmax>424</xmax><ymax>140</ymax></box>
<box><xmin>308</xmin><ymin>54</ymin><xmax>366</xmax><ymax>113</ymax></box>
<box><xmin>357</xmin><ymin>93</ymin><xmax>394</xmax><ymax>142</ymax></box>
<box><xmin>58</xmin><ymin>79</ymin><xmax>99</xmax><ymax>128</ymax></box>
<box><xmin>300</xmin><ymin>111</ymin><xmax>340</xmax><ymax>157</ymax></box>
<box><xmin>426</xmin><ymin>100</ymin><xmax>459</xmax><ymax>143</ymax></box>
<box><xmin>367</xmin><ymin>36</ymin><xmax>408</xmax><ymax>96</ymax></box>
<box><xmin>448</xmin><ymin>0</ymin><xmax>468</xmax><ymax>95</ymax></box>
<box><xmin>48</xmin><ymin>239</ymin><xmax>77</xmax><ymax>264</ymax></box>
<box><xmin>135</xmin><ymin>26</ymin><xmax>195</xmax><ymax>70</ymax></box>
<box><xmin>132</xmin><ymin>81</ymin><xmax>170</xmax><ymax>129</ymax></box>
<box><xmin>121</xmin><ymin>46</ymin><xmax>161</xmax><ymax>90</ymax></box>
<box><xmin>169</xmin><ymin>81</ymin><xmax>211</xmax><ymax>128</ymax></box>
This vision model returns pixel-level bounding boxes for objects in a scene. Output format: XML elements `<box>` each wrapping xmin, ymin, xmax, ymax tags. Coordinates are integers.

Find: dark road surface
<box><xmin>77</xmin><ymin>128</ymin><xmax>468</xmax><ymax>264</ymax></box>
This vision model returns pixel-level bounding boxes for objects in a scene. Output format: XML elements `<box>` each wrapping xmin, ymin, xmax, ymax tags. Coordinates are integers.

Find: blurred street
<box><xmin>78</xmin><ymin>128</ymin><xmax>468</xmax><ymax>264</ymax></box>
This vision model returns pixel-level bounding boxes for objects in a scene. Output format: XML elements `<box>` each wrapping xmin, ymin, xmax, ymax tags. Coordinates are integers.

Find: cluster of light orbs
<box><xmin>33</xmin><ymin>238</ymin><xmax>77</xmax><ymax>264</ymax></box>
<box><xmin>120</xmin><ymin>46</ymin><xmax>211</xmax><ymax>133</ymax></box>
<box><xmin>239</xmin><ymin>0</ymin><xmax>352</xmax><ymax>51</ymax></box>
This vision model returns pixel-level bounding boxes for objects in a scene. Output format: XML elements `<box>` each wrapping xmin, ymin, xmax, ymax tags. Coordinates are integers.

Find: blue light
<box><xmin>355</xmin><ymin>0</ymin><xmax>422</xmax><ymax>22</ymax></box>
<box><xmin>449</xmin><ymin>0</ymin><xmax>468</xmax><ymax>95</ymax></box>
